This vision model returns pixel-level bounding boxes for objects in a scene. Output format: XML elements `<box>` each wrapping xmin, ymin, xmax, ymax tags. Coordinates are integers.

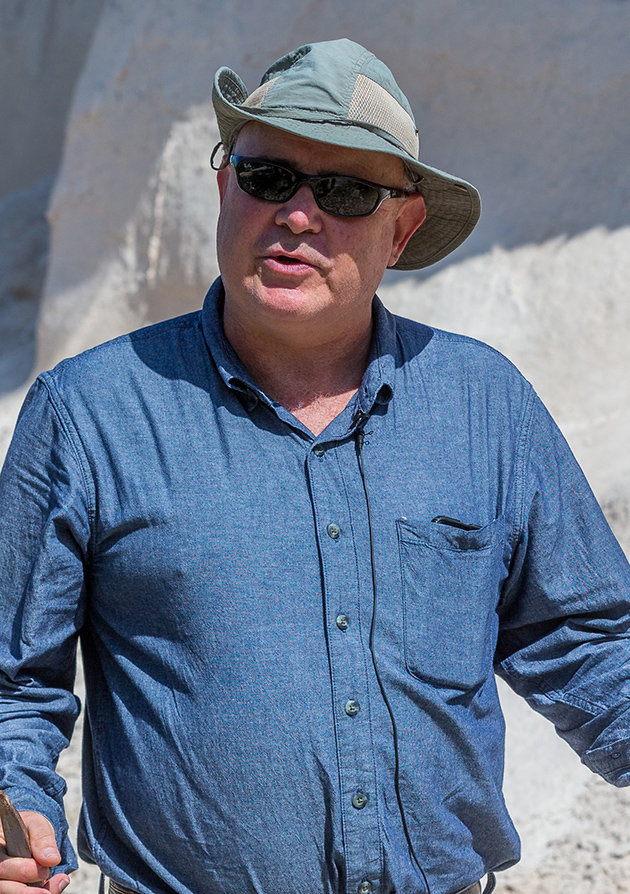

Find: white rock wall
<box><xmin>0</xmin><ymin>0</ymin><xmax>104</xmax><ymax>199</ymax></box>
<box><xmin>2</xmin><ymin>1</ymin><xmax>630</xmax><ymax>892</ymax></box>
<box><xmin>0</xmin><ymin>0</ymin><xmax>105</xmax><ymax>442</ymax></box>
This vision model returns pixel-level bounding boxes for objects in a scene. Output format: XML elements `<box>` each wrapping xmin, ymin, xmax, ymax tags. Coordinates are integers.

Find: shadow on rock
<box><xmin>0</xmin><ymin>174</ymin><xmax>53</xmax><ymax>396</ymax></box>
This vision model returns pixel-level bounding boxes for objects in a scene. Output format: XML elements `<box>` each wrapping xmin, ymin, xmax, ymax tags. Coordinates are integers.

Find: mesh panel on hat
<box><xmin>242</xmin><ymin>77</ymin><xmax>279</xmax><ymax>109</ymax></box>
<box><xmin>349</xmin><ymin>74</ymin><xmax>419</xmax><ymax>158</ymax></box>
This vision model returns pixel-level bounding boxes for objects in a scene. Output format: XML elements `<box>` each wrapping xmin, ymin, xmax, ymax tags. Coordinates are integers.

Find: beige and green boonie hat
<box><xmin>212</xmin><ymin>38</ymin><xmax>481</xmax><ymax>271</ymax></box>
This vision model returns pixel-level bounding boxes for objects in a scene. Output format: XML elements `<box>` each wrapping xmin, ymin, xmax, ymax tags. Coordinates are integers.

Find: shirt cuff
<box><xmin>582</xmin><ymin>739</ymin><xmax>630</xmax><ymax>786</ymax></box>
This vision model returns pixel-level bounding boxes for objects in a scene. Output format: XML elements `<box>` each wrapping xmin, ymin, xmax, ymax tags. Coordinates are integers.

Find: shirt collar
<box><xmin>354</xmin><ymin>295</ymin><xmax>396</xmax><ymax>417</ymax></box>
<box><xmin>201</xmin><ymin>278</ymin><xmax>265</xmax><ymax>412</ymax></box>
<box><xmin>201</xmin><ymin>276</ymin><xmax>396</xmax><ymax>424</ymax></box>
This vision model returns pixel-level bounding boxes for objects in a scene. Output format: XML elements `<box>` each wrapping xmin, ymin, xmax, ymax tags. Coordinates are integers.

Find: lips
<box><xmin>261</xmin><ymin>249</ymin><xmax>320</xmax><ymax>274</ymax></box>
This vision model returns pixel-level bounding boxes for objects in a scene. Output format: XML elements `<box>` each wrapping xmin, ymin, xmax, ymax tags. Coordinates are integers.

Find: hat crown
<box><xmin>241</xmin><ymin>40</ymin><xmax>419</xmax><ymax>159</ymax></box>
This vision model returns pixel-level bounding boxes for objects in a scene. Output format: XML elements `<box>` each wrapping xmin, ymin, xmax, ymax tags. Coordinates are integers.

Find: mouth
<box><xmin>262</xmin><ymin>251</ymin><xmax>319</xmax><ymax>274</ymax></box>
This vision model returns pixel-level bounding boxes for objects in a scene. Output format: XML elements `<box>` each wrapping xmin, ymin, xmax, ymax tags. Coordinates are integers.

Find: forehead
<box><xmin>234</xmin><ymin>121</ymin><xmax>405</xmax><ymax>185</ymax></box>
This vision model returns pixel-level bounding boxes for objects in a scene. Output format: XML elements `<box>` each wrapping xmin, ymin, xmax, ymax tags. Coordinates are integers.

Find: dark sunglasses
<box><xmin>229</xmin><ymin>155</ymin><xmax>410</xmax><ymax>218</ymax></box>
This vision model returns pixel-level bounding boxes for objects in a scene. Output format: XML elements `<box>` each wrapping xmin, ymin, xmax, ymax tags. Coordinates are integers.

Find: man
<box><xmin>1</xmin><ymin>38</ymin><xmax>629</xmax><ymax>894</ymax></box>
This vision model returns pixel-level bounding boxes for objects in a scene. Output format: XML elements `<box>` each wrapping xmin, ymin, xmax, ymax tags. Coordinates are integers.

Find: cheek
<box><xmin>333</xmin><ymin>221</ymin><xmax>396</xmax><ymax>279</ymax></box>
<box><xmin>217</xmin><ymin>192</ymin><xmax>265</xmax><ymax>268</ymax></box>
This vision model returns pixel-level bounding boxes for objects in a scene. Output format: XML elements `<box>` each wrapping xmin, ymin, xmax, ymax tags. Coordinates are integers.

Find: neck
<box><xmin>223</xmin><ymin>300</ymin><xmax>373</xmax><ymax>436</ymax></box>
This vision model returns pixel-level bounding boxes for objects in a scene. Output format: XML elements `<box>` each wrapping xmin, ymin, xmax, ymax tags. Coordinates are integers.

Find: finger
<box><xmin>19</xmin><ymin>815</ymin><xmax>59</xmax><ymax>868</ymax></box>
<box><xmin>44</xmin><ymin>873</ymin><xmax>70</xmax><ymax>894</ymax></box>
<box><xmin>0</xmin><ymin>883</ymin><xmax>45</xmax><ymax>894</ymax></box>
<box><xmin>0</xmin><ymin>855</ymin><xmax>48</xmax><ymax>884</ymax></box>
<box><xmin>0</xmin><ymin>877</ymin><xmax>69</xmax><ymax>894</ymax></box>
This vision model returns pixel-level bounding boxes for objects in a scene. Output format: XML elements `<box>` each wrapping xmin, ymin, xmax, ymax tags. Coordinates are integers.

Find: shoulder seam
<box><xmin>429</xmin><ymin>327</ymin><xmax>521</xmax><ymax>367</ymax></box>
<box><xmin>38</xmin><ymin>374</ymin><xmax>96</xmax><ymax>536</ymax></box>
<box><xmin>51</xmin><ymin>312</ymin><xmax>202</xmax><ymax>373</ymax></box>
<box><xmin>394</xmin><ymin>315</ymin><xmax>523</xmax><ymax>373</ymax></box>
<box><xmin>512</xmin><ymin>384</ymin><xmax>537</xmax><ymax>546</ymax></box>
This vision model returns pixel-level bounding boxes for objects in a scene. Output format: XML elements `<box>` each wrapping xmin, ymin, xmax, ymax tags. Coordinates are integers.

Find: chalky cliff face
<box><xmin>1</xmin><ymin>2</ymin><xmax>630</xmax><ymax>893</ymax></box>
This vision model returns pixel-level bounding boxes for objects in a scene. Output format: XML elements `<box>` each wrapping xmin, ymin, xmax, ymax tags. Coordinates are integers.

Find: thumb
<box><xmin>21</xmin><ymin>812</ymin><xmax>61</xmax><ymax>867</ymax></box>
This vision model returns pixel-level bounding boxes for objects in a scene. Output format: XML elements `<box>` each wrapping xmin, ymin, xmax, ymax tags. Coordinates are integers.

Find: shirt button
<box><xmin>345</xmin><ymin>699</ymin><xmax>360</xmax><ymax>717</ymax></box>
<box><xmin>352</xmin><ymin>791</ymin><xmax>369</xmax><ymax>810</ymax></box>
<box><xmin>313</xmin><ymin>445</ymin><xmax>326</xmax><ymax>457</ymax></box>
<box><xmin>358</xmin><ymin>882</ymin><xmax>373</xmax><ymax>894</ymax></box>
<box><xmin>327</xmin><ymin>523</ymin><xmax>341</xmax><ymax>539</ymax></box>
<box><xmin>336</xmin><ymin>614</ymin><xmax>350</xmax><ymax>631</ymax></box>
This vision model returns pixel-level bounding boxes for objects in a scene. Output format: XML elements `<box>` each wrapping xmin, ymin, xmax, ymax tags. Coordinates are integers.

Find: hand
<box><xmin>0</xmin><ymin>811</ymin><xmax>70</xmax><ymax>893</ymax></box>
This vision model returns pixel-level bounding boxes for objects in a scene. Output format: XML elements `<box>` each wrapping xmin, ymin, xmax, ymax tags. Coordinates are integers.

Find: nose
<box><xmin>274</xmin><ymin>183</ymin><xmax>323</xmax><ymax>234</ymax></box>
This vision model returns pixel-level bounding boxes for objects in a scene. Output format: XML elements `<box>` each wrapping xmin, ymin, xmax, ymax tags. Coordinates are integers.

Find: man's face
<box><xmin>216</xmin><ymin>122</ymin><xmax>425</xmax><ymax>335</ymax></box>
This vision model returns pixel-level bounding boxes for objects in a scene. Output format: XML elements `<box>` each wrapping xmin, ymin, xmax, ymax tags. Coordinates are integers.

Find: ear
<box><xmin>217</xmin><ymin>165</ymin><xmax>230</xmax><ymax>205</ymax></box>
<box><xmin>387</xmin><ymin>194</ymin><xmax>427</xmax><ymax>267</ymax></box>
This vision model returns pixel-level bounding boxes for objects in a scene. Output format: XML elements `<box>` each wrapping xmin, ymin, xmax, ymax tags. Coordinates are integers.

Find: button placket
<box><xmin>306</xmin><ymin>438</ymin><xmax>381</xmax><ymax>889</ymax></box>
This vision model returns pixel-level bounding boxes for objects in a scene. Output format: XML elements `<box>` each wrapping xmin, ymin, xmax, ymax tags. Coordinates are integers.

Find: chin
<box><xmin>254</xmin><ymin>285</ymin><xmax>329</xmax><ymax>319</ymax></box>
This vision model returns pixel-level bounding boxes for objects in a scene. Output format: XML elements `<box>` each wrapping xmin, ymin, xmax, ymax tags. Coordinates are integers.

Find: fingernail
<box><xmin>59</xmin><ymin>878</ymin><xmax>70</xmax><ymax>892</ymax></box>
<box><xmin>42</xmin><ymin>847</ymin><xmax>58</xmax><ymax>860</ymax></box>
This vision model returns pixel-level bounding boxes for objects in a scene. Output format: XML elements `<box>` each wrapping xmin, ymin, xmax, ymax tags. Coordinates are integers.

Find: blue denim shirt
<box><xmin>1</xmin><ymin>278</ymin><xmax>630</xmax><ymax>894</ymax></box>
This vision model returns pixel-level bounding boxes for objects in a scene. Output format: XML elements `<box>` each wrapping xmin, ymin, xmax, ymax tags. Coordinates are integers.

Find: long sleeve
<box><xmin>0</xmin><ymin>377</ymin><xmax>93</xmax><ymax>872</ymax></box>
<box><xmin>496</xmin><ymin>394</ymin><xmax>630</xmax><ymax>785</ymax></box>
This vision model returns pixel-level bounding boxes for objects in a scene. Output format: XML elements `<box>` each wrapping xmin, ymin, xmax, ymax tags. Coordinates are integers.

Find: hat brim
<box><xmin>213</xmin><ymin>67</ymin><xmax>481</xmax><ymax>271</ymax></box>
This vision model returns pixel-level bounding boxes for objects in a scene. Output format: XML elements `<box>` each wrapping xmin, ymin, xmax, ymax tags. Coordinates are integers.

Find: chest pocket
<box><xmin>397</xmin><ymin>516</ymin><xmax>505</xmax><ymax>690</ymax></box>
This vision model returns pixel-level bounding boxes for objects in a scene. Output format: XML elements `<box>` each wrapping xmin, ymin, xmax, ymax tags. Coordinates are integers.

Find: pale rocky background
<box><xmin>1</xmin><ymin>1</ymin><xmax>630</xmax><ymax>892</ymax></box>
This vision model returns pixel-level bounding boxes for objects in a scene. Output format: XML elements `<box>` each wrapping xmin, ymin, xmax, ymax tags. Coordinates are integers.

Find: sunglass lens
<box><xmin>236</xmin><ymin>161</ymin><xmax>295</xmax><ymax>202</ymax></box>
<box><xmin>233</xmin><ymin>159</ymin><xmax>384</xmax><ymax>217</ymax></box>
<box><xmin>316</xmin><ymin>177</ymin><xmax>380</xmax><ymax>217</ymax></box>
